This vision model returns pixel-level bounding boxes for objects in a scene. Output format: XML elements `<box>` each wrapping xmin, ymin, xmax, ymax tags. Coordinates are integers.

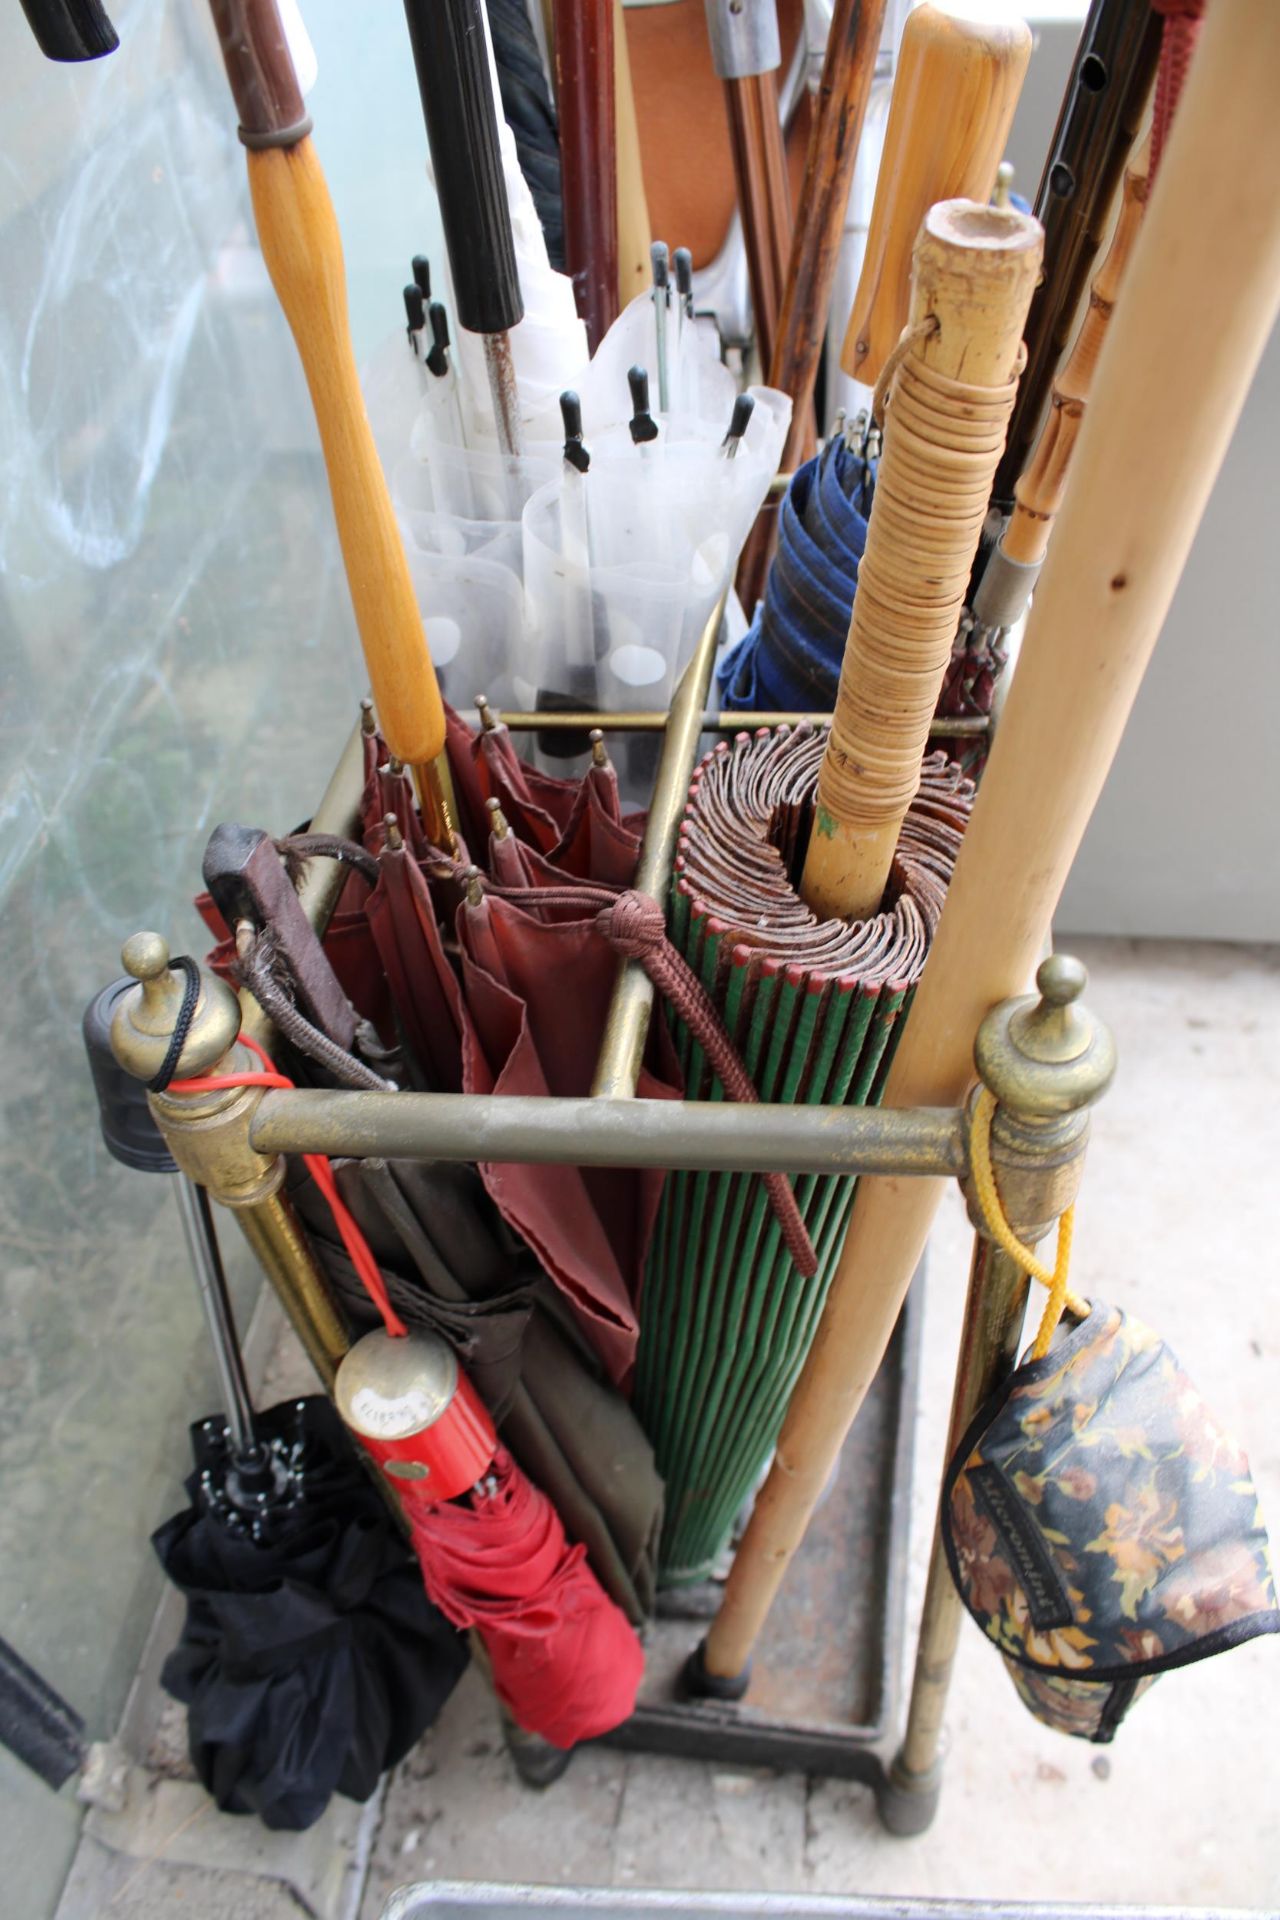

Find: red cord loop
<box><xmin>168</xmin><ymin>1035</ymin><xmax>408</xmax><ymax>1338</ymax></box>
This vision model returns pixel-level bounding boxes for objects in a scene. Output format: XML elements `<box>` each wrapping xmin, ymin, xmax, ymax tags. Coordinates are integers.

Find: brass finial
<box><xmin>110</xmin><ymin>932</ymin><xmax>241</xmax><ymax>1084</ymax></box>
<box><xmin>485</xmin><ymin>795</ymin><xmax>509</xmax><ymax>840</ymax></box>
<box><xmin>463</xmin><ymin>865</ymin><xmax>485</xmax><ymax>908</ymax></box>
<box><xmin>993</xmin><ymin>161</ymin><xmax>1014</xmax><ymax>210</ymax></box>
<box><xmin>975</xmin><ymin>952</ymin><xmax>1116</xmax><ymax>1121</ymax></box>
<box><xmin>387</xmin><ymin>755</ymin><xmax>404</xmax><ymax>778</ymax></box>
<box><xmin>475</xmin><ymin>695</ymin><xmax>496</xmax><ymax>732</ymax></box>
<box><xmin>360</xmin><ymin>697</ymin><xmax>376</xmax><ymax>736</ymax></box>
<box><xmin>383</xmin><ymin>812</ymin><xmax>404</xmax><ymax>853</ymax></box>
<box><xmin>589</xmin><ymin>728</ymin><xmax>608</xmax><ymax>769</ymax></box>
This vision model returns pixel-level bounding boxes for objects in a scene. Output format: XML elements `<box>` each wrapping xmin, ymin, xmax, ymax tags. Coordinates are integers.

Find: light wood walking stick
<box><xmin>800</xmin><ymin>196</ymin><xmax>1043</xmax><ymax>921</ymax></box>
<box><xmin>207</xmin><ymin>0</ymin><xmax>454</xmax><ymax>851</ymax></box>
<box><xmin>703</xmin><ymin>0</ymin><xmax>1280</xmax><ymax>1684</ymax></box>
<box><xmin>841</xmin><ymin>2</ymin><xmax>1030</xmax><ymax>391</ymax></box>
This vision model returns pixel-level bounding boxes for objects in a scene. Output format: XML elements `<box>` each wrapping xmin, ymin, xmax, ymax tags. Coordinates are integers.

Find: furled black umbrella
<box><xmin>153</xmin><ymin>1394</ymin><xmax>466</xmax><ymax>1829</ymax></box>
<box><xmin>82</xmin><ymin>981</ymin><xmax>468</xmax><ymax>1831</ymax></box>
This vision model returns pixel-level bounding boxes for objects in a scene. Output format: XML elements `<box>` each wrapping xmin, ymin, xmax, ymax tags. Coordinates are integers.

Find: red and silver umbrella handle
<box><xmin>335</xmin><ymin>1328</ymin><xmax>496</xmax><ymax>1505</ymax></box>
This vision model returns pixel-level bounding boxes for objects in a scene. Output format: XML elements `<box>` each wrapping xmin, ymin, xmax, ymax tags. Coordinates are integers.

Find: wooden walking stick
<box><xmin>207</xmin><ymin>0</ymin><xmax>453</xmax><ymax>851</ymax></box>
<box><xmin>707</xmin><ymin>0</ymin><xmax>793</xmax><ymax>379</ymax></box>
<box><xmin>800</xmin><ymin>196</ymin><xmax>1042</xmax><ymax>922</ymax></box>
<box><xmin>735</xmin><ymin>0</ymin><xmax>889</xmax><ymax>611</ymax></box>
<box><xmin>840</xmin><ymin>3</ymin><xmax>1031</xmax><ymax>390</ymax></box>
<box><xmin>613</xmin><ymin>0</ymin><xmax>652</xmax><ymax>307</ymax></box>
<box><xmin>553</xmin><ymin>0</ymin><xmax>619</xmax><ymax>352</ymax></box>
<box><xmin>703</xmin><ymin>0</ymin><xmax>1280</xmax><ymax>1684</ymax></box>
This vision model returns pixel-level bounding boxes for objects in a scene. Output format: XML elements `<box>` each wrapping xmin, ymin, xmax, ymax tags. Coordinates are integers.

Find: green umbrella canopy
<box><xmin>635</xmin><ymin>726</ymin><xmax>972</xmax><ymax>1581</ymax></box>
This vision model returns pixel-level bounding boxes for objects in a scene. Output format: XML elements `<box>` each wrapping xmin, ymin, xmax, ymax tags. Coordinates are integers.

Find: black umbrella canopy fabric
<box><xmin>154</xmin><ymin>1395</ymin><xmax>467</xmax><ymax>1831</ymax></box>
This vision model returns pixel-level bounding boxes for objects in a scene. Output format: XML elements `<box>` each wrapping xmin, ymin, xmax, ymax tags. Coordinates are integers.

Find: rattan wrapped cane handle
<box><xmin>802</xmin><ymin>198</ymin><xmax>1042</xmax><ymax>923</ymax></box>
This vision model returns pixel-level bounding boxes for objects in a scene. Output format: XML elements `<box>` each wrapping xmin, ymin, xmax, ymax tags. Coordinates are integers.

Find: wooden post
<box><xmin>614</xmin><ymin>0</ymin><xmax>652</xmax><ymax>306</ymax></box>
<box><xmin>840</xmin><ymin>3</ymin><xmax>1030</xmax><ymax>389</ymax></box>
<box><xmin>800</xmin><ymin>199</ymin><xmax>1041</xmax><ymax>922</ymax></box>
<box><xmin>704</xmin><ymin>0</ymin><xmax>1280</xmax><ymax>1682</ymax></box>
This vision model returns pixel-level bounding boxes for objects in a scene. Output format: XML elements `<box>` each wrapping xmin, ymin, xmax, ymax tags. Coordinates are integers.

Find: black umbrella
<box><xmin>83</xmin><ymin>980</ymin><xmax>468</xmax><ymax>1831</ymax></box>
<box><xmin>153</xmin><ymin>1395</ymin><xmax>466</xmax><ymax>1829</ymax></box>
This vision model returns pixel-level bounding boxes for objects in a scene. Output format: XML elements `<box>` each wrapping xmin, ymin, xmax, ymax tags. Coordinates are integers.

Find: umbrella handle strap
<box><xmin>599</xmin><ymin>892</ymin><xmax>819</xmax><ymax>1280</ymax></box>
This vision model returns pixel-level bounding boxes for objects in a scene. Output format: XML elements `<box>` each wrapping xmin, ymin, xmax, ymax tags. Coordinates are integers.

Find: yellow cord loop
<box><xmin>969</xmin><ymin>1087</ymin><xmax>1088</xmax><ymax>1360</ymax></box>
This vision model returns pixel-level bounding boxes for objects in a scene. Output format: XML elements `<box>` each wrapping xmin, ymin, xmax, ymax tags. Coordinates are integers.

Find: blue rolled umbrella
<box><xmin>719</xmin><ymin>429</ymin><xmax>876</xmax><ymax>712</ymax></box>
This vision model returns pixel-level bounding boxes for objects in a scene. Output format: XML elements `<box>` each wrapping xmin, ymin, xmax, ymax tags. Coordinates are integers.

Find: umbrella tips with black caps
<box><xmin>722</xmin><ymin>393</ymin><xmax>755</xmax><ymax>458</ymax></box>
<box><xmin>627</xmin><ymin>366</ymin><xmax>659</xmax><ymax>444</ymax></box>
<box><xmin>560</xmin><ymin>389</ymin><xmax>590</xmax><ymax>472</ymax></box>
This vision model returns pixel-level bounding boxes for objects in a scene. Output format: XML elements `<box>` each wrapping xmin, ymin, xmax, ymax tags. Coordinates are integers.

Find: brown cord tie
<box><xmin>596</xmin><ymin>892</ymin><xmax>819</xmax><ymax>1280</ymax></box>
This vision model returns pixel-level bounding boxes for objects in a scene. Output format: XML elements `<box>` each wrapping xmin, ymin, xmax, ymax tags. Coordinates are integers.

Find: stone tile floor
<box><xmin>52</xmin><ymin>937</ymin><xmax>1280</xmax><ymax>1918</ymax></box>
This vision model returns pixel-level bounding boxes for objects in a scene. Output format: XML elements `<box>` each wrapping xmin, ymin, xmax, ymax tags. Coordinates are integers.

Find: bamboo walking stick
<box><xmin>736</xmin><ymin>0</ymin><xmax>888</xmax><ymax>611</ymax></box>
<box><xmin>704</xmin><ymin>0</ymin><xmax>1280</xmax><ymax>1683</ymax></box>
<box><xmin>992</xmin><ymin>0</ymin><xmax>1160</xmax><ymax>510</ymax></box>
<box><xmin>207</xmin><ymin>0</ymin><xmax>453</xmax><ymax>850</ymax></box>
<box><xmin>840</xmin><ymin>3</ymin><xmax>1031</xmax><ymax>390</ymax></box>
<box><xmin>800</xmin><ymin>197</ymin><xmax>1042</xmax><ymax>922</ymax></box>
<box><xmin>969</xmin><ymin>132</ymin><xmax>1152</xmax><ymax>649</ymax></box>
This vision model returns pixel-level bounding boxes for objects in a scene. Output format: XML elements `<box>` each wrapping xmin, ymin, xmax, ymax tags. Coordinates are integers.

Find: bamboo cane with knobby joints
<box><xmin>969</xmin><ymin>131</ymin><xmax>1152</xmax><ymax>646</ymax></box>
<box><xmin>840</xmin><ymin>2</ymin><xmax>1031</xmax><ymax>391</ymax></box>
<box><xmin>736</xmin><ymin>0</ymin><xmax>889</xmax><ymax>612</ymax></box>
<box><xmin>800</xmin><ymin>199</ymin><xmax>1042</xmax><ymax>924</ymax></box>
<box><xmin>992</xmin><ymin>0</ymin><xmax>1160</xmax><ymax>512</ymax></box>
<box><xmin>703</xmin><ymin>0</ymin><xmax>1280</xmax><ymax>1685</ymax></box>
<box><xmin>207</xmin><ymin>0</ymin><xmax>453</xmax><ymax>850</ymax></box>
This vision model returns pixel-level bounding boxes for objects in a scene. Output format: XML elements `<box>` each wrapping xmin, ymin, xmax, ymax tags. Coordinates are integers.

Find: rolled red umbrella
<box><xmin>336</xmin><ymin>1328</ymin><xmax>642</xmax><ymax>1747</ymax></box>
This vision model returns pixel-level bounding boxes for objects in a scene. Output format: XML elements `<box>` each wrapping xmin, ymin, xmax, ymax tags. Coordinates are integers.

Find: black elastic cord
<box><xmin>148</xmin><ymin>956</ymin><xmax>202</xmax><ymax>1092</ymax></box>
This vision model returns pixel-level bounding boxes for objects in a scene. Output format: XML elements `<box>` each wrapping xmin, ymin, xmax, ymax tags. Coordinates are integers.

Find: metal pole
<box><xmin>591</xmin><ymin>590</ymin><xmax>729</xmax><ymax>1099</ymax></box>
<box><xmin>172</xmin><ymin>1177</ymin><xmax>258</xmax><ymax>1456</ymax></box>
<box><xmin>878</xmin><ymin>1239</ymin><xmax>1029</xmax><ymax>1835</ymax></box>
<box><xmin>250</xmin><ymin>1088</ymin><xmax>967</xmax><ymax>1180</ymax></box>
<box><xmin>494</xmin><ymin>710</ymin><xmax>990</xmax><ymax>738</ymax></box>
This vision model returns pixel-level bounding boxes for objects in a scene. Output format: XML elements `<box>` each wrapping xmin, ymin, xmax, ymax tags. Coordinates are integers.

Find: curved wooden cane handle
<box><xmin>840</xmin><ymin>2</ymin><xmax>1031</xmax><ymax>388</ymax></box>
<box><xmin>1003</xmin><ymin>131</ymin><xmax>1152</xmax><ymax>568</ymax></box>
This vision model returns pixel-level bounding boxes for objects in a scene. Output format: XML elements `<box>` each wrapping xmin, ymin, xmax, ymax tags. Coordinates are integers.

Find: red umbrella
<box><xmin>404</xmin><ymin>1447</ymin><xmax>644</xmax><ymax>1748</ymax></box>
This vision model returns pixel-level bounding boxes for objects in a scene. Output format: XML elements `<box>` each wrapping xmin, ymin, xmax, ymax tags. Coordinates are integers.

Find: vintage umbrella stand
<box><xmin>107</xmin><ymin>588</ymin><xmax>1110</xmax><ymax>1835</ymax></box>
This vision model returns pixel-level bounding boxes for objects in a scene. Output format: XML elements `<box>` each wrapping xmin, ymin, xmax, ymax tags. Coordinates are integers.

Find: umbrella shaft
<box><xmin>482</xmin><ymin>330</ymin><xmax>524</xmax><ymax>462</ymax></box>
<box><xmin>174</xmin><ymin>1177</ymin><xmax>257</xmax><ymax>1456</ymax></box>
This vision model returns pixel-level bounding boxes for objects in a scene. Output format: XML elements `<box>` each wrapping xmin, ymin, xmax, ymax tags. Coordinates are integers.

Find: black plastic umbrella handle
<box><xmin>402</xmin><ymin>0</ymin><xmax>523</xmax><ymax>337</ymax></box>
<box><xmin>17</xmin><ymin>0</ymin><xmax>117</xmax><ymax>60</ymax></box>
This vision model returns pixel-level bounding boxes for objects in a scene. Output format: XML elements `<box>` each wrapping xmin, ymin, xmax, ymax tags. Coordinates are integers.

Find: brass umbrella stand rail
<box><xmin>115</xmin><ymin>595</ymin><xmax>1114</xmax><ymax>1835</ymax></box>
